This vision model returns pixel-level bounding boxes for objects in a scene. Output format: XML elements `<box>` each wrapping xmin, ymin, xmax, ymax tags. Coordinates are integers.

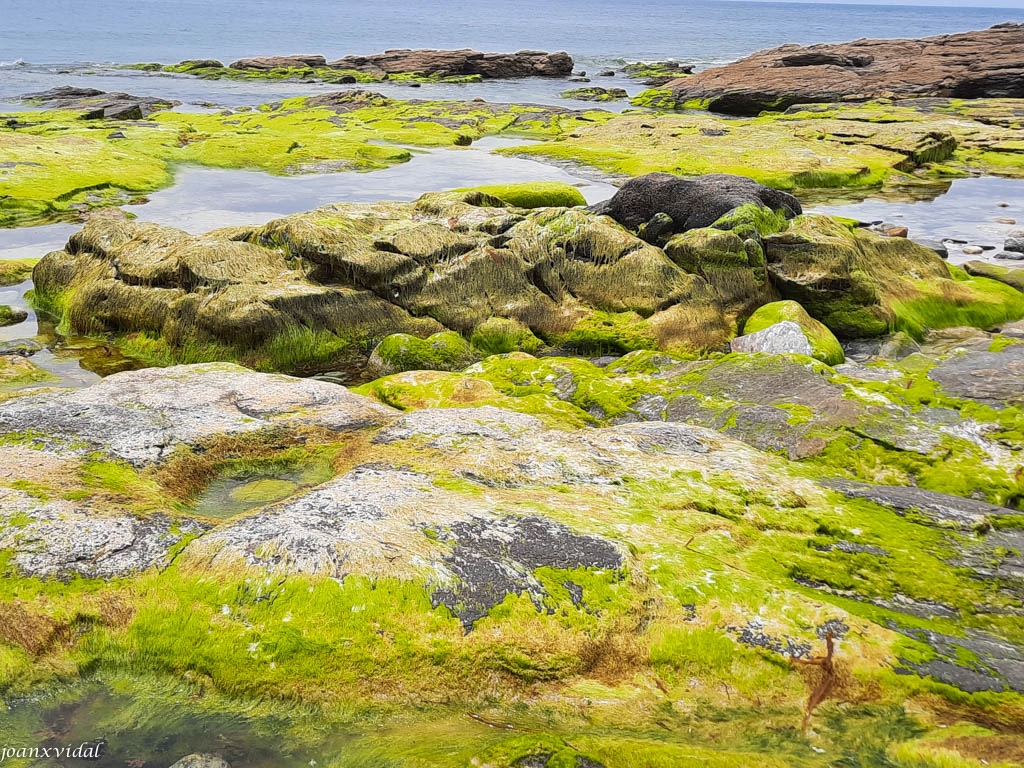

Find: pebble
<box><xmin>997</xmin><ymin>201</ymin><xmax>1011</xmax><ymax>207</ymax></box>
<box><xmin>995</xmin><ymin>217</ymin><xmax>1017</xmax><ymax>225</ymax></box>
<box><xmin>995</xmin><ymin>251</ymin><xmax>1024</xmax><ymax>261</ymax></box>
<box><xmin>885</xmin><ymin>226</ymin><xmax>909</xmax><ymax>238</ymax></box>
<box><xmin>1005</xmin><ymin>237</ymin><xmax>1024</xmax><ymax>254</ymax></box>
<box><xmin>943</xmin><ymin>238</ymin><xmax>968</xmax><ymax>245</ymax></box>
<box><xmin>962</xmin><ymin>246</ymin><xmax>984</xmax><ymax>255</ymax></box>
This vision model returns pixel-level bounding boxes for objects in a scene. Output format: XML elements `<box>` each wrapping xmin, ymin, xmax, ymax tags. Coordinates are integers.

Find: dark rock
<box><xmin>995</xmin><ymin>251</ymin><xmax>1024</xmax><ymax>261</ymax></box>
<box><xmin>1005</xmin><ymin>236</ymin><xmax>1024</xmax><ymax>254</ymax></box>
<box><xmin>893</xmin><ymin>625</ymin><xmax>1024</xmax><ymax>693</ymax></box>
<box><xmin>432</xmin><ymin>515</ymin><xmax>623</xmax><ymax>628</ymax></box>
<box><xmin>665</xmin><ymin>24</ymin><xmax>1024</xmax><ymax>114</ymax></box>
<box><xmin>589</xmin><ymin>172</ymin><xmax>801</xmax><ymax>233</ymax></box>
<box><xmin>326</xmin><ymin>49</ymin><xmax>573</xmax><ymax>79</ymax></box>
<box><xmin>0</xmin><ymin>339</ymin><xmax>42</xmax><ymax>356</ymax></box>
<box><xmin>913</xmin><ymin>238</ymin><xmax>948</xmax><ymax>258</ymax></box>
<box><xmin>597</xmin><ymin>69</ymin><xmax>615</xmax><ymax>77</ymax></box>
<box><xmin>821</xmin><ymin>478</ymin><xmax>1017</xmax><ymax>529</ymax></box>
<box><xmin>19</xmin><ymin>86</ymin><xmax>178</xmax><ymax>117</ymax></box>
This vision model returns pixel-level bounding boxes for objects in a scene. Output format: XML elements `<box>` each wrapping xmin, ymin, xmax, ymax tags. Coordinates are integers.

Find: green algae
<box><xmin>453</xmin><ymin>181</ymin><xmax>587</xmax><ymax>208</ymax></box>
<box><xmin>470</xmin><ymin>317</ymin><xmax>544</xmax><ymax>355</ymax></box>
<box><xmin>369</xmin><ymin>330</ymin><xmax>478</xmax><ymax>376</ymax></box>
<box><xmin>0</xmin><ymin>259</ymin><xmax>38</xmax><ymax>287</ymax></box>
<box><xmin>0</xmin><ymin>97</ymin><xmax>613</xmax><ymax>227</ymax></box>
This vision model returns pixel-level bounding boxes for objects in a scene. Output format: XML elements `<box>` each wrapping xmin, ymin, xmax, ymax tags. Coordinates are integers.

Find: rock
<box><xmin>0</xmin><ymin>363</ymin><xmax>395</xmax><ymax>465</ymax></box>
<box><xmin>995</xmin><ymin>217</ymin><xmax>1017</xmax><ymax>225</ymax></box>
<box><xmin>19</xmin><ymin>86</ymin><xmax>178</xmax><ymax>117</ymax></box>
<box><xmin>168</xmin><ymin>755</ymin><xmax>232</xmax><ymax>768</ymax></box>
<box><xmin>0</xmin><ymin>339</ymin><xmax>42</xmax><ymax>356</ymax></box>
<box><xmin>998</xmin><ymin>201</ymin><xmax>1011</xmax><ymax>207</ymax></box>
<box><xmin>1005</xmin><ymin>236</ymin><xmax>1024</xmax><ymax>254</ymax></box>
<box><xmin>764</xmin><ymin>214</ymin><xmax>1024</xmax><ymax>339</ymax></box>
<box><xmin>0</xmin><ymin>490</ymin><xmax>209</xmax><ymax>579</ymax></box>
<box><xmin>913</xmin><ymin>238</ymin><xmax>948</xmax><ymax>258</ymax></box>
<box><xmin>731</xmin><ymin>321</ymin><xmax>814</xmax><ymax>358</ymax></box>
<box><xmin>0</xmin><ymin>355</ymin><xmax>53</xmax><ymax>387</ymax></box>
<box><xmin>996</xmin><ymin>251</ymin><xmax>1024</xmax><ymax>261</ymax></box>
<box><xmin>928</xmin><ymin>344</ymin><xmax>1024</xmax><ymax>408</ymax></box>
<box><xmin>963</xmin><ymin>246</ymin><xmax>984</xmax><ymax>255</ymax></box>
<box><xmin>597</xmin><ymin>69</ymin><xmax>615</xmax><ymax>77</ymax></box>
<box><xmin>367</xmin><ymin>331</ymin><xmax>478</xmax><ymax>378</ymax></box>
<box><xmin>0</xmin><ymin>305</ymin><xmax>27</xmax><ymax>327</ymax></box>
<box><xmin>822</xmin><ymin>478</ymin><xmax>1017</xmax><ymax>530</ymax></box>
<box><xmin>622</xmin><ymin>61</ymin><xmax>694</xmax><ymax>86</ymax></box>
<box><xmin>843</xmin><ymin>331</ymin><xmax>921</xmax><ymax>363</ymax></box>
<box><xmin>663</xmin><ymin>23</ymin><xmax>1024</xmax><ymax>114</ymax></box>
<box><xmin>740</xmin><ymin>300</ymin><xmax>844</xmax><ymax>365</ymax></box>
<box><xmin>326</xmin><ymin>49</ymin><xmax>573</xmax><ymax>79</ymax></box>
<box><xmin>31</xmin><ymin>192</ymin><xmax>737</xmax><ymax>373</ymax></box>
<box><xmin>590</xmin><ymin>172</ymin><xmax>802</xmax><ymax>233</ymax></box>
<box><xmin>885</xmin><ymin>226</ymin><xmax>908</xmax><ymax>238</ymax></box>
<box><xmin>229</xmin><ymin>54</ymin><xmax>327</xmax><ymax>70</ymax></box>
<box><xmin>560</xmin><ymin>86</ymin><xmax>629</xmax><ymax>102</ymax></box>
<box><xmin>963</xmin><ymin>260</ymin><xmax>1024</xmax><ymax>292</ymax></box>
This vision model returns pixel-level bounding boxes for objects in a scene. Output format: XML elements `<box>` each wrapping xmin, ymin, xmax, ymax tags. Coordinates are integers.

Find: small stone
<box><xmin>962</xmin><ymin>246</ymin><xmax>983</xmax><ymax>255</ymax></box>
<box><xmin>997</xmin><ymin>201</ymin><xmax>1011</xmax><ymax>207</ymax></box>
<box><xmin>995</xmin><ymin>216</ymin><xmax>1017</xmax><ymax>225</ymax></box>
<box><xmin>107</xmin><ymin>130</ymin><xmax>126</xmax><ymax>139</ymax></box>
<box><xmin>598</xmin><ymin>69</ymin><xmax>615</xmax><ymax>77</ymax></box>
<box><xmin>995</xmin><ymin>251</ymin><xmax>1024</xmax><ymax>261</ymax></box>
<box><xmin>884</xmin><ymin>226</ymin><xmax>908</xmax><ymax>238</ymax></box>
<box><xmin>1005</xmin><ymin>236</ymin><xmax>1024</xmax><ymax>254</ymax></box>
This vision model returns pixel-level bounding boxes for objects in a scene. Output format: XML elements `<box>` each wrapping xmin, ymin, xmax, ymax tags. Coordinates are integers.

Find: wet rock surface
<box><xmin>326</xmin><ymin>48</ymin><xmax>574</xmax><ymax>79</ymax></box>
<box><xmin>664</xmin><ymin>23</ymin><xmax>1024</xmax><ymax>114</ymax></box>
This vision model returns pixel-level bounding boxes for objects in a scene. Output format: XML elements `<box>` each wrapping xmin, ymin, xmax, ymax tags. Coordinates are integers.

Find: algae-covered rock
<box><xmin>0</xmin><ymin>305</ymin><xmax>28</xmax><ymax>327</ymax></box>
<box><xmin>0</xmin><ymin>259</ymin><xmax>37</xmax><ymax>287</ymax></box>
<box><xmin>470</xmin><ymin>317</ymin><xmax>543</xmax><ymax>355</ymax></box>
<box><xmin>964</xmin><ymin>260</ymin><xmax>1024</xmax><ymax>293</ymax></box>
<box><xmin>367</xmin><ymin>331</ymin><xmax>478</xmax><ymax>377</ymax></box>
<box><xmin>765</xmin><ymin>214</ymin><xmax>1024</xmax><ymax>338</ymax></box>
<box><xmin>452</xmin><ymin>181</ymin><xmax>586</xmax><ymax>208</ymax></box>
<box><xmin>0</xmin><ymin>359</ymin><xmax>1023</xmax><ymax>759</ymax></box>
<box><xmin>0</xmin><ymin>354</ymin><xmax>55</xmax><ymax>388</ymax></box>
<box><xmin>741</xmin><ymin>300</ymin><xmax>844</xmax><ymax>365</ymax></box>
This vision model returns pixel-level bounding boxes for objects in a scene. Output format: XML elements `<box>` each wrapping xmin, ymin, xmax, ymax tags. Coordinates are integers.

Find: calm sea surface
<box><xmin>1</xmin><ymin>0</ymin><xmax>1019</xmax><ymax>68</ymax></box>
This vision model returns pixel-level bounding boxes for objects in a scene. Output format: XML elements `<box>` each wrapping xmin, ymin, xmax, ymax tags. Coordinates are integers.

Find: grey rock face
<box><xmin>589</xmin><ymin>172</ymin><xmax>802</xmax><ymax>232</ymax></box>
<box><xmin>730</xmin><ymin>321</ymin><xmax>814</xmax><ymax>357</ymax></box>
<box><xmin>1005</xmin><ymin>236</ymin><xmax>1024</xmax><ymax>254</ymax></box>
<box><xmin>0</xmin><ymin>488</ymin><xmax>209</xmax><ymax>579</ymax></box>
<box><xmin>0</xmin><ymin>363</ymin><xmax>396</xmax><ymax>465</ymax></box>
<box><xmin>928</xmin><ymin>344</ymin><xmax>1024</xmax><ymax>408</ymax></box>
<box><xmin>821</xmin><ymin>478</ymin><xmax>1015</xmax><ymax>529</ymax></box>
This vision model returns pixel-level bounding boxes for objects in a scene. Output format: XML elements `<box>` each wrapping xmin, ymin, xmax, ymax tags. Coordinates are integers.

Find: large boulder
<box><xmin>591</xmin><ymin>173</ymin><xmax>802</xmax><ymax>233</ymax></box>
<box><xmin>664</xmin><ymin>23</ymin><xmax>1024</xmax><ymax>114</ymax></box>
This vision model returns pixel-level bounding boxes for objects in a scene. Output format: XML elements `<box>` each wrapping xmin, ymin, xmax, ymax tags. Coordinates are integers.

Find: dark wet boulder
<box><xmin>590</xmin><ymin>173</ymin><xmax>802</xmax><ymax>233</ymax></box>
<box><xmin>327</xmin><ymin>48</ymin><xmax>573</xmax><ymax>79</ymax></box>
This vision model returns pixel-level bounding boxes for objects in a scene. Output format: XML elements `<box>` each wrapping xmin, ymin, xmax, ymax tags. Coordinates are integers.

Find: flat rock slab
<box><xmin>821</xmin><ymin>478</ymin><xmax>1016</xmax><ymax>529</ymax></box>
<box><xmin>928</xmin><ymin>344</ymin><xmax>1024</xmax><ymax>408</ymax></box>
<box><xmin>665</xmin><ymin>23</ymin><xmax>1024</xmax><ymax>114</ymax></box>
<box><xmin>0</xmin><ymin>488</ymin><xmax>209</xmax><ymax>579</ymax></box>
<box><xmin>0</xmin><ymin>363</ymin><xmax>395</xmax><ymax>465</ymax></box>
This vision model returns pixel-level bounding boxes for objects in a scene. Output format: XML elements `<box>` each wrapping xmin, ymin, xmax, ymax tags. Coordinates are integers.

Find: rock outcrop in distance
<box><xmin>132</xmin><ymin>49</ymin><xmax>574</xmax><ymax>82</ymax></box>
<box><xmin>663</xmin><ymin>23</ymin><xmax>1024</xmax><ymax>114</ymax></box>
<box><xmin>27</xmin><ymin>175</ymin><xmax>1024</xmax><ymax>379</ymax></box>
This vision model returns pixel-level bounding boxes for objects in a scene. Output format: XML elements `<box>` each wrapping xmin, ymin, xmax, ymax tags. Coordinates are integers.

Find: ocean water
<box><xmin>1</xmin><ymin>0</ymin><xmax>1019</xmax><ymax>69</ymax></box>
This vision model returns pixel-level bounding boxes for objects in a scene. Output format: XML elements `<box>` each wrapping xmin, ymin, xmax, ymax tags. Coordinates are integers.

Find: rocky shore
<box><xmin>2</xmin><ymin>23</ymin><xmax>1024</xmax><ymax>768</ymax></box>
<box><xmin>660</xmin><ymin>22</ymin><xmax>1024</xmax><ymax>114</ymax></box>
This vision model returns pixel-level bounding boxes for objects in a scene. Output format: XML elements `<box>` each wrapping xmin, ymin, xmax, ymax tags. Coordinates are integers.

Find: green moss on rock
<box><xmin>367</xmin><ymin>331</ymin><xmax>478</xmax><ymax>377</ymax></box>
<box><xmin>743</xmin><ymin>300</ymin><xmax>845</xmax><ymax>365</ymax></box>
<box><xmin>470</xmin><ymin>317</ymin><xmax>544</xmax><ymax>355</ymax></box>
<box><xmin>452</xmin><ymin>181</ymin><xmax>587</xmax><ymax>208</ymax></box>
